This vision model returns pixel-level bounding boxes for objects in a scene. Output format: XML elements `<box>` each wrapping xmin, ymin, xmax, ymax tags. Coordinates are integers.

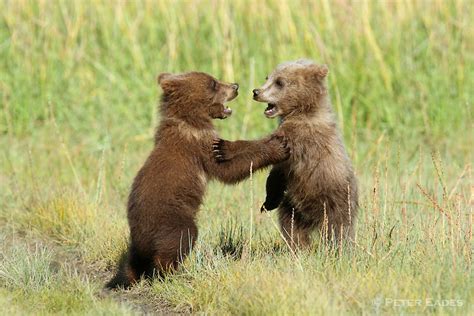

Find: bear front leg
<box><xmin>209</xmin><ymin>134</ymin><xmax>290</xmax><ymax>184</ymax></box>
<box><xmin>212</xmin><ymin>138</ymin><xmax>244</xmax><ymax>162</ymax></box>
<box><xmin>212</xmin><ymin>132</ymin><xmax>290</xmax><ymax>162</ymax></box>
<box><xmin>261</xmin><ymin>165</ymin><xmax>288</xmax><ymax>212</ymax></box>
<box><xmin>212</xmin><ymin>136</ymin><xmax>285</xmax><ymax>162</ymax></box>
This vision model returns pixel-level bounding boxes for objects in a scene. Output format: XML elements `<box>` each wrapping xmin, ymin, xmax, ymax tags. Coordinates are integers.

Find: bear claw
<box><xmin>213</xmin><ymin>139</ymin><xmax>228</xmax><ymax>162</ymax></box>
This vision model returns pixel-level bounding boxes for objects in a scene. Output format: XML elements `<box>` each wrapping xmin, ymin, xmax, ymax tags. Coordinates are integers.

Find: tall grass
<box><xmin>0</xmin><ymin>0</ymin><xmax>472</xmax><ymax>314</ymax></box>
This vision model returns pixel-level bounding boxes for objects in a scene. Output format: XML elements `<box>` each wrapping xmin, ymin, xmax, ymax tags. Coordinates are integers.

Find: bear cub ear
<box><xmin>157</xmin><ymin>73</ymin><xmax>180</xmax><ymax>92</ymax></box>
<box><xmin>317</xmin><ymin>64</ymin><xmax>329</xmax><ymax>78</ymax></box>
<box><xmin>307</xmin><ymin>64</ymin><xmax>329</xmax><ymax>80</ymax></box>
<box><xmin>157</xmin><ymin>72</ymin><xmax>173</xmax><ymax>84</ymax></box>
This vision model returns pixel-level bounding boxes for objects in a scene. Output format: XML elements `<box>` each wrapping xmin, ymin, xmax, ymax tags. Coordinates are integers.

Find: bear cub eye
<box><xmin>275</xmin><ymin>78</ymin><xmax>284</xmax><ymax>88</ymax></box>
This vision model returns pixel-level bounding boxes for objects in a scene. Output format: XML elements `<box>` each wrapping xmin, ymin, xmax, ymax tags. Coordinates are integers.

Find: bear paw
<box><xmin>260</xmin><ymin>200</ymin><xmax>279</xmax><ymax>213</ymax></box>
<box><xmin>212</xmin><ymin>138</ymin><xmax>230</xmax><ymax>163</ymax></box>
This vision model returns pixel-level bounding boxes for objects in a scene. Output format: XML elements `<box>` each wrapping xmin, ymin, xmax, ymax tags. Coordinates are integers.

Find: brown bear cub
<box><xmin>215</xmin><ymin>60</ymin><xmax>358</xmax><ymax>248</ymax></box>
<box><xmin>106</xmin><ymin>72</ymin><xmax>289</xmax><ymax>289</ymax></box>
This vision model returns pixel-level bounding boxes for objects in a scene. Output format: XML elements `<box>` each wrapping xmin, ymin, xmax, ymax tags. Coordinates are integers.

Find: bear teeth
<box><xmin>264</xmin><ymin>104</ymin><xmax>277</xmax><ymax>117</ymax></box>
<box><xmin>224</xmin><ymin>107</ymin><xmax>232</xmax><ymax>114</ymax></box>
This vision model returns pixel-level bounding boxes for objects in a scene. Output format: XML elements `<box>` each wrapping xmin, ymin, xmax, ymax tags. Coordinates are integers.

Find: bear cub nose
<box><xmin>253</xmin><ymin>89</ymin><xmax>260</xmax><ymax>97</ymax></box>
<box><xmin>231</xmin><ymin>83</ymin><xmax>239</xmax><ymax>91</ymax></box>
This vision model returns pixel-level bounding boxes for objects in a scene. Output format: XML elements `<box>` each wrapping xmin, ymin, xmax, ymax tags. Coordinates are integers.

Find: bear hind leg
<box><xmin>278</xmin><ymin>201</ymin><xmax>312</xmax><ymax>251</ymax></box>
<box><xmin>153</xmin><ymin>218</ymin><xmax>198</xmax><ymax>276</ymax></box>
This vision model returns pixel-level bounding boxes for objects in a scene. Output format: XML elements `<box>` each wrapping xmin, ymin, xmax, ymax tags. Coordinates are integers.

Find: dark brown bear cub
<box><xmin>106</xmin><ymin>72</ymin><xmax>289</xmax><ymax>289</ymax></box>
<box><xmin>215</xmin><ymin>60</ymin><xmax>358</xmax><ymax>249</ymax></box>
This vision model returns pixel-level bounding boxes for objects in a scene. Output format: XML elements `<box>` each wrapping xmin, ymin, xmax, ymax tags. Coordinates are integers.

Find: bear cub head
<box><xmin>158</xmin><ymin>72</ymin><xmax>239</xmax><ymax>121</ymax></box>
<box><xmin>252</xmin><ymin>59</ymin><xmax>329</xmax><ymax>119</ymax></box>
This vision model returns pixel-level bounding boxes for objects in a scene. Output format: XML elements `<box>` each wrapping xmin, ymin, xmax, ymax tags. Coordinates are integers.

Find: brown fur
<box><xmin>106</xmin><ymin>72</ymin><xmax>289</xmax><ymax>289</ymax></box>
<box><xmin>215</xmin><ymin>60</ymin><xmax>358</xmax><ymax>249</ymax></box>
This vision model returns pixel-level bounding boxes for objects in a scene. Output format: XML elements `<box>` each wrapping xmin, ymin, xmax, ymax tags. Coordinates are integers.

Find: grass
<box><xmin>0</xmin><ymin>234</ymin><xmax>133</xmax><ymax>314</ymax></box>
<box><xmin>0</xmin><ymin>0</ymin><xmax>472</xmax><ymax>314</ymax></box>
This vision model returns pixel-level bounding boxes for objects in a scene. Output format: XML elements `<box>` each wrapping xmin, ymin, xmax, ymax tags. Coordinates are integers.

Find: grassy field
<box><xmin>0</xmin><ymin>0</ymin><xmax>472</xmax><ymax>314</ymax></box>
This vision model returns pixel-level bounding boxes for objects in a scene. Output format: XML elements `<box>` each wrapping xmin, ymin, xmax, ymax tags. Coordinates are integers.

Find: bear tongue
<box><xmin>223</xmin><ymin>107</ymin><xmax>232</xmax><ymax>116</ymax></box>
<box><xmin>264</xmin><ymin>104</ymin><xmax>277</xmax><ymax>117</ymax></box>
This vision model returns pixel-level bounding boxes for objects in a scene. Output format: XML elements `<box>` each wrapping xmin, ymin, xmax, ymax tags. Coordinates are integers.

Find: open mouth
<box><xmin>264</xmin><ymin>103</ymin><xmax>278</xmax><ymax>118</ymax></box>
<box><xmin>210</xmin><ymin>103</ymin><xmax>233</xmax><ymax>120</ymax></box>
<box><xmin>219</xmin><ymin>90</ymin><xmax>237</xmax><ymax>118</ymax></box>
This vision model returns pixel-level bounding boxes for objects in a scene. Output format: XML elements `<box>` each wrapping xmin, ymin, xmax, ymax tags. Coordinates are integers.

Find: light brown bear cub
<box><xmin>107</xmin><ymin>72</ymin><xmax>289</xmax><ymax>289</ymax></box>
<box><xmin>215</xmin><ymin>60</ymin><xmax>358</xmax><ymax>248</ymax></box>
